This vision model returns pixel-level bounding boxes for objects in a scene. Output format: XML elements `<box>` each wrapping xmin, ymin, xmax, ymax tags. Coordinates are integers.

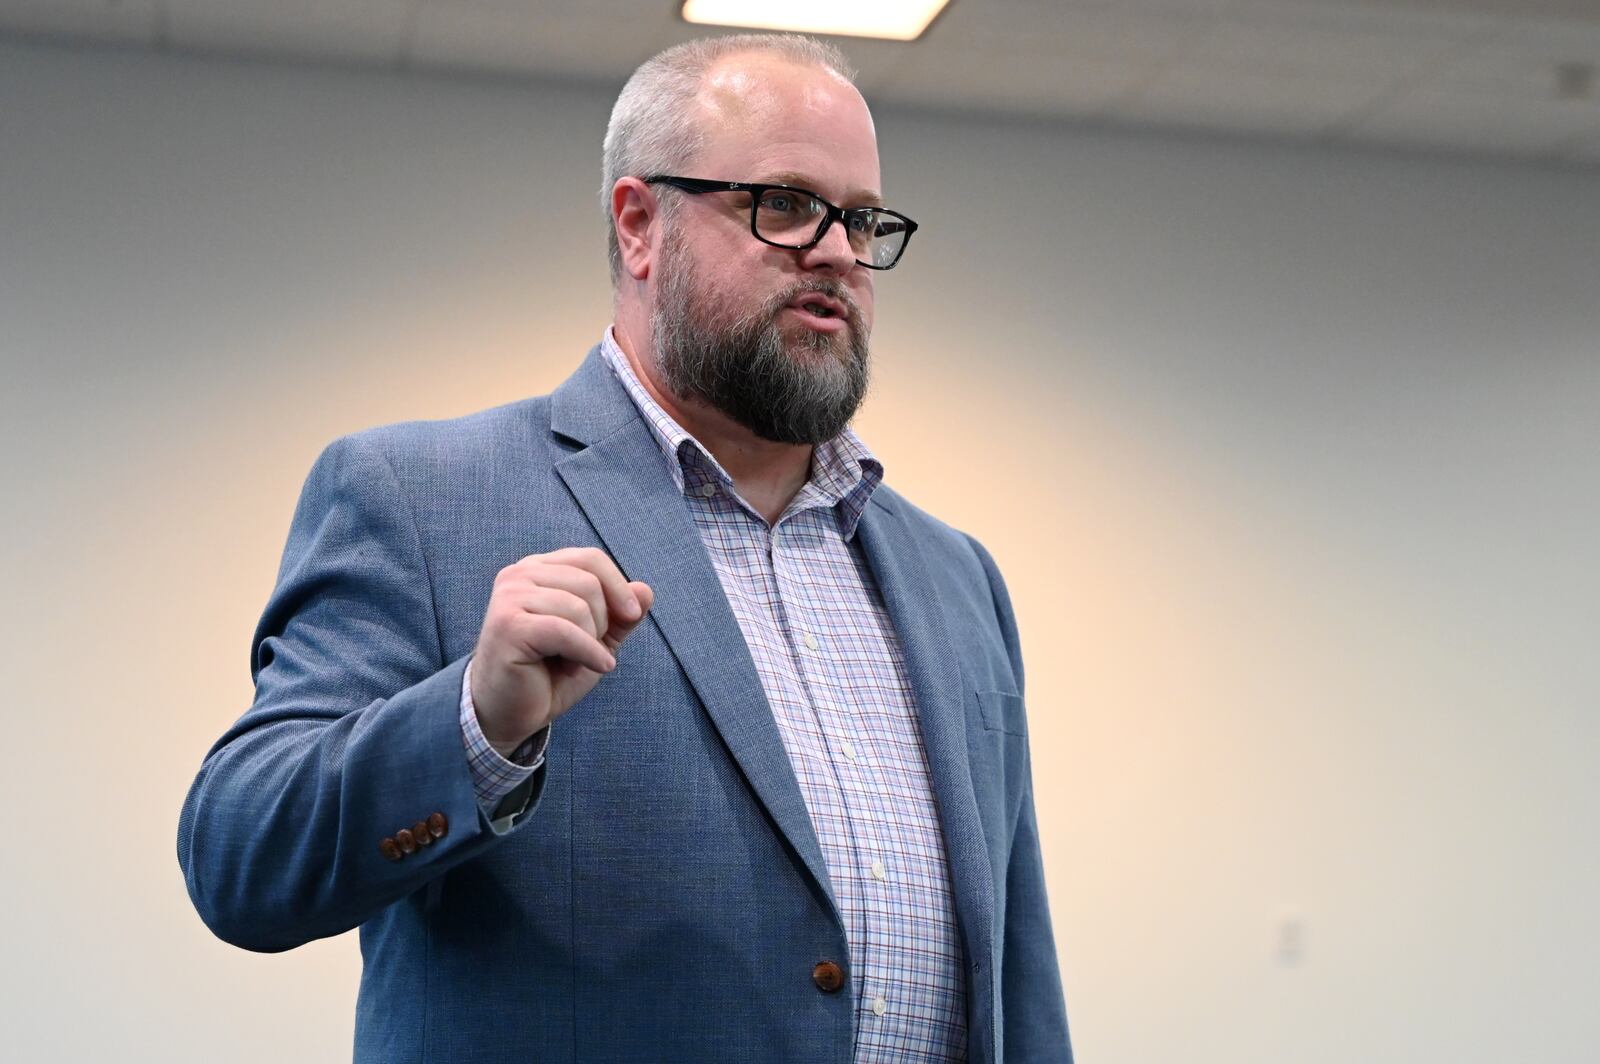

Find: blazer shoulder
<box><xmin>302</xmin><ymin>397</ymin><xmax>565</xmax><ymax>504</ymax></box>
<box><xmin>337</xmin><ymin>396</ymin><xmax>550</xmax><ymax>464</ymax></box>
<box><xmin>872</xmin><ymin>482</ymin><xmax>1024</xmax><ymax>687</ymax></box>
<box><xmin>870</xmin><ymin>482</ymin><xmax>996</xmax><ymax>580</ymax></box>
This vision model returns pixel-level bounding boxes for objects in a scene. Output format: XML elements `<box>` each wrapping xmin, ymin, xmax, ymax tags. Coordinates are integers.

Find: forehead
<box><xmin>689</xmin><ymin>54</ymin><xmax>883</xmax><ymax>204</ymax></box>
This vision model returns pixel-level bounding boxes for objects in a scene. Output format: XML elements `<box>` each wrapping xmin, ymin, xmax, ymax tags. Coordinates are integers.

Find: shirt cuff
<box><xmin>459</xmin><ymin>654</ymin><xmax>548</xmax><ymax>811</ymax></box>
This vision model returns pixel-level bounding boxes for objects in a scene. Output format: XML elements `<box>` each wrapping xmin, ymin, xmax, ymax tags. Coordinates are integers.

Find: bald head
<box><xmin>696</xmin><ymin>50</ymin><xmax>857</xmax><ymax>125</ymax></box>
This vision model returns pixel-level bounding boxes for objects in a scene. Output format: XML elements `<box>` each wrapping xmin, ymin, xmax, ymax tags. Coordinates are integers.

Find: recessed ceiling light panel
<box><xmin>680</xmin><ymin>0</ymin><xmax>952</xmax><ymax>42</ymax></box>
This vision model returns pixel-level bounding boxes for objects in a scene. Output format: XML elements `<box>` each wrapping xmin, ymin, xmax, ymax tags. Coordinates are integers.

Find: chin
<box><xmin>781</xmin><ymin>324</ymin><xmax>851</xmax><ymax>358</ymax></box>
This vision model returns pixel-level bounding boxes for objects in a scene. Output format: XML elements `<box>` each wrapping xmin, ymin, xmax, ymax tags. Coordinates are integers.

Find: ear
<box><xmin>611</xmin><ymin>177</ymin><xmax>658</xmax><ymax>282</ymax></box>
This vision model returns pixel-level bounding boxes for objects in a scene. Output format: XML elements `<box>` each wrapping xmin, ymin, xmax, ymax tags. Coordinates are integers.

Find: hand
<box><xmin>469</xmin><ymin>547</ymin><xmax>654</xmax><ymax>753</ymax></box>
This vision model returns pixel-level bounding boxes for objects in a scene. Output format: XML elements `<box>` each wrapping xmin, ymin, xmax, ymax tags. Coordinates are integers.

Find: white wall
<box><xmin>2</xmin><ymin>38</ymin><xmax>1596</xmax><ymax>1063</ymax></box>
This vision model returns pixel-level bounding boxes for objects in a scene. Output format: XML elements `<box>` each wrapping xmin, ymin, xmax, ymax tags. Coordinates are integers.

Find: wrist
<box><xmin>486</xmin><ymin>730</ymin><xmax>528</xmax><ymax>759</ymax></box>
<box><xmin>467</xmin><ymin>656</ymin><xmax>533</xmax><ymax>757</ymax></box>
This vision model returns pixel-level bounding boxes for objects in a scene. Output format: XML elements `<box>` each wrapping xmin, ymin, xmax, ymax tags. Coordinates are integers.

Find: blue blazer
<box><xmin>178</xmin><ymin>346</ymin><xmax>1072</xmax><ymax>1063</ymax></box>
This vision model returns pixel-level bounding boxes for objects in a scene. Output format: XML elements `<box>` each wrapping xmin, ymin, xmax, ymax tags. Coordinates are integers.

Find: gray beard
<box><xmin>650</xmin><ymin>240</ymin><xmax>871</xmax><ymax>446</ymax></box>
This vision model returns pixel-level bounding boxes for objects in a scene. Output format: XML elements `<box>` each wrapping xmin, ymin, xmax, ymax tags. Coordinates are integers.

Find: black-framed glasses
<box><xmin>643</xmin><ymin>176</ymin><xmax>918</xmax><ymax>270</ymax></box>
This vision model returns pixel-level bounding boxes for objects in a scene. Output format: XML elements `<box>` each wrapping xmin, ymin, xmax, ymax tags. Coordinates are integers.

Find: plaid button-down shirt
<box><xmin>460</xmin><ymin>329</ymin><xmax>967</xmax><ymax>1061</ymax></box>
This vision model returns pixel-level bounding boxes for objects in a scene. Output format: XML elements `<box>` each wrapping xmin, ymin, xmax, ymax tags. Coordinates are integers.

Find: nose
<box><xmin>797</xmin><ymin>216</ymin><xmax>858</xmax><ymax>274</ymax></box>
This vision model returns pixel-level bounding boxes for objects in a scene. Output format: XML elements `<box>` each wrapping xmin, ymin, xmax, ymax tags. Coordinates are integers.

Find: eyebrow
<box><xmin>762</xmin><ymin>172</ymin><xmax>885</xmax><ymax>209</ymax></box>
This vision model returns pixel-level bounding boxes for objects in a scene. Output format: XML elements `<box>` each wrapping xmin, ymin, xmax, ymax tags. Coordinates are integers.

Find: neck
<box><xmin>611</xmin><ymin>316</ymin><xmax>813</xmax><ymax>527</ymax></box>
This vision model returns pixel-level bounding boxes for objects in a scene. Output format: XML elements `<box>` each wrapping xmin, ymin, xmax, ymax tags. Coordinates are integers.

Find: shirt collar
<box><xmin>598</xmin><ymin>326</ymin><xmax>883</xmax><ymax>538</ymax></box>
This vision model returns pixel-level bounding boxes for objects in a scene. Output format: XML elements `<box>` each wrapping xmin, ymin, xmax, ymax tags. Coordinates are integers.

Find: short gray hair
<box><xmin>601</xmin><ymin>33</ymin><xmax>857</xmax><ymax>282</ymax></box>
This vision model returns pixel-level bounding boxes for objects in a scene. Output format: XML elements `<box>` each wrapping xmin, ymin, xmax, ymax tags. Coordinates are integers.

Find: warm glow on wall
<box><xmin>681</xmin><ymin>0</ymin><xmax>952</xmax><ymax>41</ymax></box>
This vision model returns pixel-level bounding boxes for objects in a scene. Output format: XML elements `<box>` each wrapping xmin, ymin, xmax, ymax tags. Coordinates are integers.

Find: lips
<box><xmin>788</xmin><ymin>292</ymin><xmax>848</xmax><ymax>320</ymax></box>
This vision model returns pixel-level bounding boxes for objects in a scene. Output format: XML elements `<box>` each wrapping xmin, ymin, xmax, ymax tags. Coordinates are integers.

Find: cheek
<box><xmin>701</xmin><ymin>266</ymin><xmax>767</xmax><ymax>323</ymax></box>
<box><xmin>852</xmin><ymin>277</ymin><xmax>876</xmax><ymax>327</ymax></box>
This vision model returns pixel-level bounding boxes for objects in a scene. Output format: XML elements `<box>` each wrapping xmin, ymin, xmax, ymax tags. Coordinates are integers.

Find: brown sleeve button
<box><xmin>426</xmin><ymin>812</ymin><xmax>448</xmax><ymax>840</ymax></box>
<box><xmin>379</xmin><ymin>837</ymin><xmax>402</xmax><ymax>862</ymax></box>
<box><xmin>811</xmin><ymin>960</ymin><xmax>845</xmax><ymax>993</ymax></box>
<box><xmin>395</xmin><ymin>828</ymin><xmax>418</xmax><ymax>855</ymax></box>
<box><xmin>412</xmin><ymin>821</ymin><xmax>433</xmax><ymax>846</ymax></box>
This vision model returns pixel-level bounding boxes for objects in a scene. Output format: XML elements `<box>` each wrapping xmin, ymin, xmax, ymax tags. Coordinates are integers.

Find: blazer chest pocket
<box><xmin>976</xmin><ymin>688</ymin><xmax>1028</xmax><ymax>737</ymax></box>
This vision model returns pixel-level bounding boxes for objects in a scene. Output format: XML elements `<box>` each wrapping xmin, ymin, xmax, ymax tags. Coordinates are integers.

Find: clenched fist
<box><xmin>469</xmin><ymin>547</ymin><xmax>654</xmax><ymax>754</ymax></box>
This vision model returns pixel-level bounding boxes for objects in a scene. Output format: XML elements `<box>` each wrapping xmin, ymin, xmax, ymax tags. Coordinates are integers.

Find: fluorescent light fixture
<box><xmin>681</xmin><ymin>0</ymin><xmax>952</xmax><ymax>42</ymax></box>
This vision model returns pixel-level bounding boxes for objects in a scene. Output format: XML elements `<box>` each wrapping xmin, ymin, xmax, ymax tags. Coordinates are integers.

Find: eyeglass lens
<box><xmin>754</xmin><ymin>189</ymin><xmax>909</xmax><ymax>269</ymax></box>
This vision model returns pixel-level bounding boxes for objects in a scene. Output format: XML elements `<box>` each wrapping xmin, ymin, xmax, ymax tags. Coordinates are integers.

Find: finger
<box><xmin>539</xmin><ymin>547</ymin><xmax>640</xmax><ymax>625</ymax></box>
<box><xmin>510</xmin><ymin>586</ymin><xmax>599</xmax><ymax>640</ymax></box>
<box><xmin>511</xmin><ymin>613</ymin><xmax>616</xmax><ymax>674</ymax></box>
<box><xmin>601</xmin><ymin>581</ymin><xmax>655</xmax><ymax>651</ymax></box>
<box><xmin>518</xmin><ymin>562</ymin><xmax>610</xmax><ymax>640</ymax></box>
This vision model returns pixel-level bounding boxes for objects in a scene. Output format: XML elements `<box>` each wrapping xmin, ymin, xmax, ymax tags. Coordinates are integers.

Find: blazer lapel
<box><xmin>549</xmin><ymin>348</ymin><xmax>840</xmax><ymax>920</ymax></box>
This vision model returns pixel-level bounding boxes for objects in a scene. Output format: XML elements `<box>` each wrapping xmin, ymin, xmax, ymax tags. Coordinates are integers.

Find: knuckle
<box><xmin>500</xmin><ymin>557</ymin><xmax>537</xmax><ymax>583</ymax></box>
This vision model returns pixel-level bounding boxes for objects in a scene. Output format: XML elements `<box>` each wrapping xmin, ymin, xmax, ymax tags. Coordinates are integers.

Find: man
<box><xmin>179</xmin><ymin>33</ymin><xmax>1071</xmax><ymax>1064</ymax></box>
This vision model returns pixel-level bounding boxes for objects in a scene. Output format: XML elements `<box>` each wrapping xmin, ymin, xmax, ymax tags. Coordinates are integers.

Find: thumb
<box><xmin>603</xmin><ymin>581</ymin><xmax>655</xmax><ymax>649</ymax></box>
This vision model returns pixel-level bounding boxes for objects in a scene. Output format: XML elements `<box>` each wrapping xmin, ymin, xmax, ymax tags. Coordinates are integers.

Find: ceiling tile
<box><xmin>1099</xmin><ymin>0</ymin><xmax>1253</xmax><ymax>12</ymax></box>
<box><xmin>1114</xmin><ymin>64</ymin><xmax>1397</xmax><ymax>136</ymax></box>
<box><xmin>1419</xmin><ymin>16</ymin><xmax>1600</xmax><ymax>97</ymax></box>
<box><xmin>1227</xmin><ymin>0</ymin><xmax>1504</xmax><ymax>39</ymax></box>
<box><xmin>1284</xmin><ymin>0</ymin><xmax>1600</xmax><ymax>25</ymax></box>
<box><xmin>409</xmin><ymin>1</ymin><xmax>670</xmax><ymax>82</ymax></box>
<box><xmin>424</xmin><ymin>0</ymin><xmax>647</xmax><ymax>15</ymax></box>
<box><xmin>7</xmin><ymin>0</ymin><xmax>1599</xmax><ymax>169</ymax></box>
<box><xmin>1349</xmin><ymin>87</ymin><xmax>1600</xmax><ymax>155</ymax></box>
<box><xmin>411</xmin><ymin>7</ymin><xmax>915</xmax><ymax>91</ymax></box>
<box><xmin>877</xmin><ymin>50</ymin><xmax>1152</xmax><ymax>118</ymax></box>
<box><xmin>1179</xmin><ymin>15</ymin><xmax>1476</xmax><ymax>81</ymax></box>
<box><xmin>0</xmin><ymin>0</ymin><xmax>160</xmax><ymax>46</ymax></box>
<box><xmin>163</xmin><ymin>0</ymin><xmax>413</xmax><ymax>64</ymax></box>
<box><xmin>926</xmin><ymin>2</ymin><xmax>1210</xmax><ymax>64</ymax></box>
<box><xmin>933</xmin><ymin>0</ymin><xmax>1232</xmax><ymax>38</ymax></box>
<box><xmin>1499</xmin><ymin>12</ymin><xmax>1600</xmax><ymax>48</ymax></box>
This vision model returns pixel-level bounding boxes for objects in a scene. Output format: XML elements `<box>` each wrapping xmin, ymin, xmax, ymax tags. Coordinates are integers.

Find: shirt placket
<box><xmin>771</xmin><ymin>506</ymin><xmax>906</xmax><ymax>1048</ymax></box>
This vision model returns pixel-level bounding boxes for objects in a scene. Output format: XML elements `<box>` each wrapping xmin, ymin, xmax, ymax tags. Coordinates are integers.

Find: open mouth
<box><xmin>790</xmin><ymin>294</ymin><xmax>848</xmax><ymax>322</ymax></box>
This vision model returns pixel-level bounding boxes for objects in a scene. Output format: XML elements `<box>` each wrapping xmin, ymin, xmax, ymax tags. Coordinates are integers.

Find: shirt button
<box><xmin>870</xmin><ymin>860</ymin><xmax>887</xmax><ymax>881</ymax></box>
<box><xmin>840</xmin><ymin>741</ymin><xmax>857</xmax><ymax>761</ymax></box>
<box><xmin>803</xmin><ymin>632</ymin><xmax>819</xmax><ymax>651</ymax></box>
<box><xmin>872</xmin><ymin>996</ymin><xmax>887</xmax><ymax>1017</ymax></box>
<box><xmin>699</xmin><ymin>482</ymin><xmax>717</xmax><ymax>498</ymax></box>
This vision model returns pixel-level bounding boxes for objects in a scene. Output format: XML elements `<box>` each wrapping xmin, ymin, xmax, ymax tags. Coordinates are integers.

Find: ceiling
<box><xmin>4</xmin><ymin>0</ymin><xmax>1600</xmax><ymax>165</ymax></box>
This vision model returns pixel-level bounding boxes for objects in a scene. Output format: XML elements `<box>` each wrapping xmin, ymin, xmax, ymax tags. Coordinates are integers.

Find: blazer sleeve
<box><xmin>177</xmin><ymin>432</ymin><xmax>547</xmax><ymax>953</ymax></box>
<box><xmin>967</xmin><ymin>534</ymin><xmax>1075</xmax><ymax>1062</ymax></box>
